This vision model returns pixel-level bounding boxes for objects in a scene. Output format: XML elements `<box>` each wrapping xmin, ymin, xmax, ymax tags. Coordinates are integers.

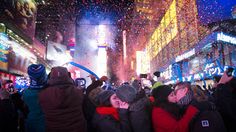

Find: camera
<box><xmin>226</xmin><ymin>67</ymin><xmax>234</xmax><ymax>77</ymax></box>
<box><xmin>140</xmin><ymin>74</ymin><xmax>147</xmax><ymax>78</ymax></box>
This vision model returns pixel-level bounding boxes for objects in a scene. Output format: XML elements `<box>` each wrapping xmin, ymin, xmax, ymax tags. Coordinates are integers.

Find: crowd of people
<box><xmin>0</xmin><ymin>64</ymin><xmax>235</xmax><ymax>132</ymax></box>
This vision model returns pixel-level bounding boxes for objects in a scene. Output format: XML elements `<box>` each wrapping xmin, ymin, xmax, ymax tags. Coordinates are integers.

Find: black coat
<box><xmin>0</xmin><ymin>99</ymin><xmax>18</xmax><ymax>132</ymax></box>
<box><xmin>92</xmin><ymin>109</ymin><xmax>132</xmax><ymax>132</ymax></box>
<box><xmin>129</xmin><ymin>91</ymin><xmax>153</xmax><ymax>132</ymax></box>
<box><xmin>83</xmin><ymin>81</ymin><xmax>103</xmax><ymax>132</ymax></box>
<box><xmin>189</xmin><ymin>100</ymin><xmax>226</xmax><ymax>132</ymax></box>
<box><xmin>213</xmin><ymin>83</ymin><xmax>236</xmax><ymax>132</ymax></box>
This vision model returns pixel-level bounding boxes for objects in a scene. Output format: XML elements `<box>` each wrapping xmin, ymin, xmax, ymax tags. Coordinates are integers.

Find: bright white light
<box><xmin>97</xmin><ymin>46</ymin><xmax>107</xmax><ymax>77</ymax></box>
<box><xmin>136</xmin><ymin>51</ymin><xmax>143</xmax><ymax>76</ymax></box>
<box><xmin>57</xmin><ymin>50</ymin><xmax>72</xmax><ymax>66</ymax></box>
<box><xmin>97</xmin><ymin>25</ymin><xmax>107</xmax><ymax>45</ymax></box>
<box><xmin>9</xmin><ymin>41</ymin><xmax>37</xmax><ymax>63</ymax></box>
<box><xmin>217</xmin><ymin>32</ymin><xmax>236</xmax><ymax>45</ymax></box>
<box><xmin>136</xmin><ymin>51</ymin><xmax>150</xmax><ymax>75</ymax></box>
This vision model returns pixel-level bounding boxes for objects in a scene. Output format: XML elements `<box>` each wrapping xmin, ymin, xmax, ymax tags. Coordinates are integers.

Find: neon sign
<box><xmin>175</xmin><ymin>49</ymin><xmax>195</xmax><ymax>62</ymax></box>
<box><xmin>217</xmin><ymin>32</ymin><xmax>236</xmax><ymax>45</ymax></box>
<box><xmin>204</xmin><ymin>63</ymin><xmax>222</xmax><ymax>77</ymax></box>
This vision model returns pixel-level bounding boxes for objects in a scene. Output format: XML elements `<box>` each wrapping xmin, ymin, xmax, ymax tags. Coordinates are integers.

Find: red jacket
<box><xmin>152</xmin><ymin>105</ymin><xmax>198</xmax><ymax>132</ymax></box>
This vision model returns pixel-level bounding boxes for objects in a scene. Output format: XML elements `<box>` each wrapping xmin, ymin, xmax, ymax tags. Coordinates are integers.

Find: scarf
<box><xmin>96</xmin><ymin>107</ymin><xmax>119</xmax><ymax>120</ymax></box>
<box><xmin>177</xmin><ymin>90</ymin><xmax>194</xmax><ymax>106</ymax></box>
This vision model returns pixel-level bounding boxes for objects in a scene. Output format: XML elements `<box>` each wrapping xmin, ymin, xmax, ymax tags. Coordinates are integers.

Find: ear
<box><xmin>183</xmin><ymin>87</ymin><xmax>188</xmax><ymax>95</ymax></box>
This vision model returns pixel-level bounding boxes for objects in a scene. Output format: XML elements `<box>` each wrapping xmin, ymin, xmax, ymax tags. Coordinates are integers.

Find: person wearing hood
<box><xmin>39</xmin><ymin>66</ymin><xmax>86</xmax><ymax>132</ymax></box>
<box><xmin>23</xmin><ymin>64</ymin><xmax>47</xmax><ymax>132</ymax></box>
<box><xmin>92</xmin><ymin>90</ymin><xmax>132</xmax><ymax>132</ymax></box>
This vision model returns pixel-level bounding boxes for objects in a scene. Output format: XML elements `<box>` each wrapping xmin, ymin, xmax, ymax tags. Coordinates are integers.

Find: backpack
<box><xmin>189</xmin><ymin>110</ymin><xmax>226</xmax><ymax>132</ymax></box>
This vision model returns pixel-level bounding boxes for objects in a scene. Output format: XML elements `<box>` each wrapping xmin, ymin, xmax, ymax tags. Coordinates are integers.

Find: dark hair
<box><xmin>100</xmin><ymin>99</ymin><xmax>112</xmax><ymax>107</ymax></box>
<box><xmin>152</xmin><ymin>85</ymin><xmax>181</xmax><ymax>119</ymax></box>
<box><xmin>158</xmin><ymin>102</ymin><xmax>181</xmax><ymax>120</ymax></box>
<box><xmin>191</xmin><ymin>85</ymin><xmax>208</xmax><ymax>102</ymax></box>
<box><xmin>213</xmin><ymin>75</ymin><xmax>221</xmax><ymax>83</ymax></box>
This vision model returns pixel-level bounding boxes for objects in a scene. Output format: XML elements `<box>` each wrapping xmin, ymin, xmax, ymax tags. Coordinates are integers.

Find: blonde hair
<box><xmin>191</xmin><ymin>85</ymin><xmax>208</xmax><ymax>102</ymax></box>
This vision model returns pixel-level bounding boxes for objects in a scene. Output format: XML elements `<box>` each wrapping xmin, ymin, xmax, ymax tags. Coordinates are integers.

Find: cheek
<box><xmin>176</xmin><ymin>92</ymin><xmax>184</xmax><ymax>101</ymax></box>
<box><xmin>110</xmin><ymin>98</ymin><xmax>120</xmax><ymax>108</ymax></box>
<box><xmin>168</xmin><ymin>96</ymin><xmax>176</xmax><ymax>103</ymax></box>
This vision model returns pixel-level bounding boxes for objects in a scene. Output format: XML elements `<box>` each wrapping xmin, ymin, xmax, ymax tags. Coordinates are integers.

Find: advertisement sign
<box><xmin>2</xmin><ymin>0</ymin><xmax>37</xmax><ymax>38</ymax></box>
<box><xmin>197</xmin><ymin>0</ymin><xmax>236</xmax><ymax>24</ymax></box>
<box><xmin>8</xmin><ymin>40</ymin><xmax>37</xmax><ymax>75</ymax></box>
<box><xmin>0</xmin><ymin>33</ymin><xmax>10</xmax><ymax>71</ymax></box>
<box><xmin>47</xmin><ymin>41</ymin><xmax>72</xmax><ymax>66</ymax></box>
<box><xmin>47</xmin><ymin>41</ymin><xmax>67</xmax><ymax>60</ymax></box>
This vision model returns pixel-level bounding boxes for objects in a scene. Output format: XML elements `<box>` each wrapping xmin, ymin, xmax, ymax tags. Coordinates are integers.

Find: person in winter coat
<box><xmin>39</xmin><ymin>66</ymin><xmax>86</xmax><ymax>132</ymax></box>
<box><xmin>116</xmin><ymin>84</ymin><xmax>152</xmax><ymax>132</ymax></box>
<box><xmin>0</xmin><ymin>88</ymin><xmax>18</xmax><ymax>132</ymax></box>
<box><xmin>93</xmin><ymin>90</ymin><xmax>132</xmax><ymax>132</ymax></box>
<box><xmin>212</xmin><ymin>71</ymin><xmax>236</xmax><ymax>132</ymax></box>
<box><xmin>23</xmin><ymin>64</ymin><xmax>47</xmax><ymax>132</ymax></box>
<box><xmin>152</xmin><ymin>85</ymin><xmax>199</xmax><ymax>132</ymax></box>
<box><xmin>3</xmin><ymin>80</ymin><xmax>29</xmax><ymax>132</ymax></box>
<box><xmin>83</xmin><ymin>80</ymin><xmax>103</xmax><ymax>132</ymax></box>
<box><xmin>174</xmin><ymin>82</ymin><xmax>226</xmax><ymax>132</ymax></box>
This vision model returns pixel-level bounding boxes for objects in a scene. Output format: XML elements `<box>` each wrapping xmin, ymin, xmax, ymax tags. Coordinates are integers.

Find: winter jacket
<box><xmin>152</xmin><ymin>105</ymin><xmax>198</xmax><ymax>132</ymax></box>
<box><xmin>92</xmin><ymin>107</ymin><xmax>132</xmax><ymax>132</ymax></box>
<box><xmin>10</xmin><ymin>92</ymin><xmax>29</xmax><ymax>118</ymax></box>
<box><xmin>83</xmin><ymin>80</ymin><xmax>103</xmax><ymax>132</ymax></box>
<box><xmin>39</xmin><ymin>67</ymin><xmax>86</xmax><ymax>132</ymax></box>
<box><xmin>129</xmin><ymin>91</ymin><xmax>153</xmax><ymax>132</ymax></box>
<box><xmin>213</xmin><ymin>83</ymin><xmax>236</xmax><ymax>132</ymax></box>
<box><xmin>0</xmin><ymin>99</ymin><xmax>18</xmax><ymax>132</ymax></box>
<box><xmin>10</xmin><ymin>92</ymin><xmax>29</xmax><ymax>132</ymax></box>
<box><xmin>188</xmin><ymin>100</ymin><xmax>226</xmax><ymax>132</ymax></box>
<box><xmin>23</xmin><ymin>89</ymin><xmax>45</xmax><ymax>132</ymax></box>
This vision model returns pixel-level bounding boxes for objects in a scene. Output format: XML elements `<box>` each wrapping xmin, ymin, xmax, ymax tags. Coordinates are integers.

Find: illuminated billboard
<box><xmin>147</xmin><ymin>0</ymin><xmax>177</xmax><ymax>61</ymax></box>
<box><xmin>47</xmin><ymin>41</ymin><xmax>72</xmax><ymax>66</ymax></box>
<box><xmin>8</xmin><ymin>40</ymin><xmax>37</xmax><ymax>75</ymax></box>
<box><xmin>136</xmin><ymin>51</ymin><xmax>150</xmax><ymax>75</ymax></box>
<box><xmin>2</xmin><ymin>0</ymin><xmax>37</xmax><ymax>38</ymax></box>
<box><xmin>0</xmin><ymin>33</ymin><xmax>10</xmax><ymax>71</ymax></box>
<box><xmin>197</xmin><ymin>0</ymin><xmax>236</xmax><ymax>24</ymax></box>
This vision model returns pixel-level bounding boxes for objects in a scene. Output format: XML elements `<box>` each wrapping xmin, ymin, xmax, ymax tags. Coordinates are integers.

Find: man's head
<box><xmin>174</xmin><ymin>82</ymin><xmax>193</xmax><ymax>106</ymax></box>
<box><xmin>116</xmin><ymin>84</ymin><xmax>137</xmax><ymax>104</ymax></box>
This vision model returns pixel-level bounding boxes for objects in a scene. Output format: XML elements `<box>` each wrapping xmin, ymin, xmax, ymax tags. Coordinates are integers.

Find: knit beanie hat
<box><xmin>116</xmin><ymin>84</ymin><xmax>137</xmax><ymax>103</ymax></box>
<box><xmin>97</xmin><ymin>90</ymin><xmax>115</xmax><ymax>106</ymax></box>
<box><xmin>28</xmin><ymin>64</ymin><xmax>47</xmax><ymax>89</ymax></box>
<box><xmin>152</xmin><ymin>85</ymin><xmax>173</xmax><ymax>103</ymax></box>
